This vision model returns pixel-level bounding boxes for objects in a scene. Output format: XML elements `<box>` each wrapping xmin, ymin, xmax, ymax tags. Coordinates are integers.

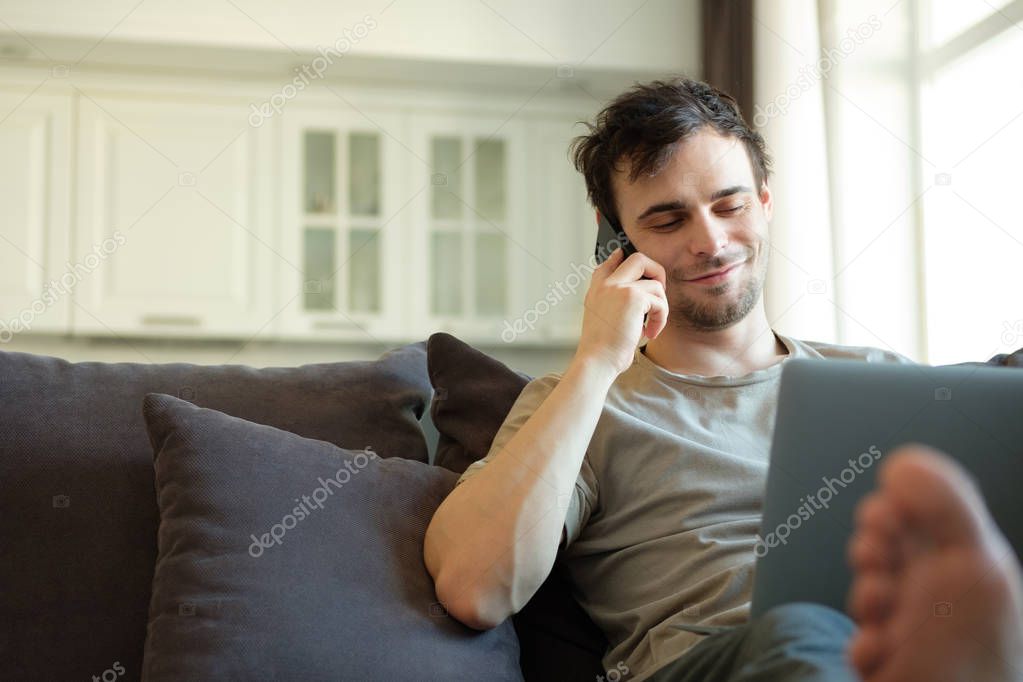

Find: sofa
<box><xmin>0</xmin><ymin>332</ymin><xmax>609</xmax><ymax>681</ymax></box>
<box><xmin>4</xmin><ymin>332</ymin><xmax>1020</xmax><ymax>681</ymax></box>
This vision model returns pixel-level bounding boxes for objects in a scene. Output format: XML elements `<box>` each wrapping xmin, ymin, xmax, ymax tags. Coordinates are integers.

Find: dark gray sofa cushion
<box><xmin>426</xmin><ymin>332</ymin><xmax>609</xmax><ymax>682</ymax></box>
<box><xmin>140</xmin><ymin>392</ymin><xmax>522</xmax><ymax>681</ymax></box>
<box><xmin>0</xmin><ymin>342</ymin><xmax>432</xmax><ymax>681</ymax></box>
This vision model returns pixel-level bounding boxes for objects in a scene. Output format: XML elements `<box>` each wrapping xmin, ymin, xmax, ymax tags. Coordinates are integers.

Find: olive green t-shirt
<box><xmin>455</xmin><ymin>332</ymin><xmax>913</xmax><ymax>681</ymax></box>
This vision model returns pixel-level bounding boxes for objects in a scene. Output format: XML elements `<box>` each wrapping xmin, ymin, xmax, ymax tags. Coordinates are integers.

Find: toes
<box><xmin>848</xmin><ymin>530</ymin><xmax>893</xmax><ymax>574</ymax></box>
<box><xmin>848</xmin><ymin>572</ymin><xmax>896</xmax><ymax>624</ymax></box>
<box><xmin>855</xmin><ymin>492</ymin><xmax>900</xmax><ymax>538</ymax></box>
<box><xmin>879</xmin><ymin>444</ymin><xmax>987</xmax><ymax>548</ymax></box>
<box><xmin>845</xmin><ymin>445</ymin><xmax>1023</xmax><ymax>682</ymax></box>
<box><xmin>846</xmin><ymin>626</ymin><xmax>887</xmax><ymax>678</ymax></box>
<box><xmin>851</xmin><ymin>493</ymin><xmax>902</xmax><ymax>573</ymax></box>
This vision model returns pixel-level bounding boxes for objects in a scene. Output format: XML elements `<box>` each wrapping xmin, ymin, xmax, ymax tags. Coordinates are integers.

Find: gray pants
<box><xmin>646</xmin><ymin>603</ymin><xmax>859</xmax><ymax>682</ymax></box>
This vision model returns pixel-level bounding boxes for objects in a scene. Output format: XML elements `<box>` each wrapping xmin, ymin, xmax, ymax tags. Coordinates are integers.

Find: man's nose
<box><xmin>687</xmin><ymin>212</ymin><xmax>729</xmax><ymax>257</ymax></box>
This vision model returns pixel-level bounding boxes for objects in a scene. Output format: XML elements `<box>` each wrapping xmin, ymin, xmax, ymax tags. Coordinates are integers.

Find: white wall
<box><xmin>0</xmin><ymin>0</ymin><xmax>700</xmax><ymax>74</ymax></box>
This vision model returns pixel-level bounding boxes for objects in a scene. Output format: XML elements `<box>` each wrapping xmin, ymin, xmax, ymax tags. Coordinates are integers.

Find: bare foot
<box><xmin>845</xmin><ymin>443</ymin><xmax>1023</xmax><ymax>682</ymax></box>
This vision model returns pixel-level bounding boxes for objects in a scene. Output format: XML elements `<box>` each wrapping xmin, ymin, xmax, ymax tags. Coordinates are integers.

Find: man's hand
<box><xmin>576</xmin><ymin>246</ymin><xmax>669</xmax><ymax>377</ymax></box>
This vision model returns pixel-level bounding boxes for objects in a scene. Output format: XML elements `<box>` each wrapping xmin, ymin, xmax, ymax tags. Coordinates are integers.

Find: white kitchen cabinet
<box><xmin>73</xmin><ymin>92</ymin><xmax>275</xmax><ymax>338</ymax></box>
<box><xmin>277</xmin><ymin>106</ymin><xmax>406</xmax><ymax>343</ymax></box>
<box><xmin>0</xmin><ymin>89</ymin><xmax>72</xmax><ymax>340</ymax></box>
<box><xmin>405</xmin><ymin>112</ymin><xmax>531</xmax><ymax>344</ymax></box>
<box><xmin>278</xmin><ymin>104</ymin><xmax>594</xmax><ymax>347</ymax></box>
<box><xmin>0</xmin><ymin>60</ymin><xmax>601</xmax><ymax>347</ymax></box>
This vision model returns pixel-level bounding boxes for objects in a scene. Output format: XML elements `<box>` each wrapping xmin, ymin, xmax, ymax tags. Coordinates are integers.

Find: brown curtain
<box><xmin>702</xmin><ymin>0</ymin><xmax>755</xmax><ymax>125</ymax></box>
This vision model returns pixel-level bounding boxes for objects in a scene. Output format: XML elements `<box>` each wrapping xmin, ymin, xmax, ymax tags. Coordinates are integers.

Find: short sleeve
<box><xmin>560</xmin><ymin>452</ymin><xmax>598</xmax><ymax>551</ymax></box>
<box><xmin>453</xmin><ymin>372</ymin><xmax>598</xmax><ymax>552</ymax></box>
<box><xmin>798</xmin><ymin>338</ymin><xmax>918</xmax><ymax>365</ymax></box>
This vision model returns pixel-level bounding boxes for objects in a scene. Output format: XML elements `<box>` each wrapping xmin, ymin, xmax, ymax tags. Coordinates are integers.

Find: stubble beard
<box><xmin>666</xmin><ymin>242</ymin><xmax>769</xmax><ymax>332</ymax></box>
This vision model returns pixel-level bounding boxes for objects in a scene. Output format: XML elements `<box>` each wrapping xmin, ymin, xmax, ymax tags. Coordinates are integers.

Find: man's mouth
<box><xmin>684</xmin><ymin>260</ymin><xmax>745</xmax><ymax>284</ymax></box>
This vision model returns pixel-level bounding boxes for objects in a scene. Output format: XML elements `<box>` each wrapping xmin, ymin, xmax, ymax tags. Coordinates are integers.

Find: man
<box><xmin>422</xmin><ymin>77</ymin><xmax>1023</xmax><ymax>681</ymax></box>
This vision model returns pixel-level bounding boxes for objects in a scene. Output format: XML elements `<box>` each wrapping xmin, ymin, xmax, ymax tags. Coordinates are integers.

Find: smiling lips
<box><xmin>685</xmin><ymin>260</ymin><xmax>745</xmax><ymax>284</ymax></box>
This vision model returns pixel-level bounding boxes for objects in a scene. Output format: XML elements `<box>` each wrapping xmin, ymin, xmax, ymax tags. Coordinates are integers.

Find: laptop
<box><xmin>750</xmin><ymin>357</ymin><xmax>1023</xmax><ymax>618</ymax></box>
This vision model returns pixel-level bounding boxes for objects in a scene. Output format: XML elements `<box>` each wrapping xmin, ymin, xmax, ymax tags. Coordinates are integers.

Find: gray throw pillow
<box><xmin>140</xmin><ymin>392</ymin><xmax>523</xmax><ymax>681</ymax></box>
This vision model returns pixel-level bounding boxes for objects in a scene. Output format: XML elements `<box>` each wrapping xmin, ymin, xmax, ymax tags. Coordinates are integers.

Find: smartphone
<box><xmin>595</xmin><ymin>212</ymin><xmax>648</xmax><ymax>283</ymax></box>
<box><xmin>594</xmin><ymin>211</ymin><xmax>637</xmax><ymax>264</ymax></box>
<box><xmin>593</xmin><ymin>211</ymin><xmax>651</xmax><ymax>328</ymax></box>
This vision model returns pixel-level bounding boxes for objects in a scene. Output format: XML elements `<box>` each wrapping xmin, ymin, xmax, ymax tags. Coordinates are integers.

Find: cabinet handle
<box><xmin>140</xmin><ymin>314</ymin><xmax>202</xmax><ymax>327</ymax></box>
<box><xmin>312</xmin><ymin>319</ymin><xmax>361</xmax><ymax>330</ymax></box>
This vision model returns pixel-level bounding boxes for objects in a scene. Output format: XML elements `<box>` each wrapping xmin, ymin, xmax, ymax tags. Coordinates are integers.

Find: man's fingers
<box><xmin>642</xmin><ymin>292</ymin><xmax>669</xmax><ymax>340</ymax></box>
<box><xmin>591</xmin><ymin>249</ymin><xmax>669</xmax><ymax>340</ymax></box>
<box><xmin>593</xmin><ymin>247</ymin><xmax>625</xmax><ymax>282</ymax></box>
<box><xmin>605</xmin><ymin>252</ymin><xmax>667</xmax><ymax>290</ymax></box>
<box><xmin>631</xmin><ymin>278</ymin><xmax>667</xmax><ymax>303</ymax></box>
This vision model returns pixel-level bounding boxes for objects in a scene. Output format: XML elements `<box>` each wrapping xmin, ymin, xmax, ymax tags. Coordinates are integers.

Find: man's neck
<box><xmin>641</xmin><ymin>306</ymin><xmax>789</xmax><ymax>378</ymax></box>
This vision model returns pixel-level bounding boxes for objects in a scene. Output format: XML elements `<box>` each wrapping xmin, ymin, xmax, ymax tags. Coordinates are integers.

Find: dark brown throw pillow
<box><xmin>426</xmin><ymin>332</ymin><xmax>533</xmax><ymax>474</ymax></box>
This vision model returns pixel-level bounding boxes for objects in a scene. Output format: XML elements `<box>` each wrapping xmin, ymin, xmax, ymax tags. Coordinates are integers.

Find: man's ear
<box><xmin>759</xmin><ymin>182</ymin><xmax>773</xmax><ymax>222</ymax></box>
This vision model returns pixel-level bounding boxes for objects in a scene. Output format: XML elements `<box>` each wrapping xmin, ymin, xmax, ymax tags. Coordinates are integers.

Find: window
<box><xmin>919</xmin><ymin>0</ymin><xmax>1023</xmax><ymax>364</ymax></box>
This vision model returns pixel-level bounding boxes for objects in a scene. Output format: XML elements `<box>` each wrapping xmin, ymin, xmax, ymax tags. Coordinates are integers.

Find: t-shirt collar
<box><xmin>634</xmin><ymin>331</ymin><xmax>800</xmax><ymax>387</ymax></box>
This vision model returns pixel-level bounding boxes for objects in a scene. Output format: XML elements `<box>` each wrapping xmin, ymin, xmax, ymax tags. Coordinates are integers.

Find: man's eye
<box><xmin>721</xmin><ymin>203</ymin><xmax>748</xmax><ymax>214</ymax></box>
<box><xmin>651</xmin><ymin>219</ymin><xmax>681</xmax><ymax>229</ymax></box>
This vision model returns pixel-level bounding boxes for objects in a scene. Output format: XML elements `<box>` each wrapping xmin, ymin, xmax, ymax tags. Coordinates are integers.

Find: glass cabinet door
<box><xmin>282</xmin><ymin>108</ymin><xmax>399</xmax><ymax>341</ymax></box>
<box><xmin>425</xmin><ymin>126</ymin><xmax>514</xmax><ymax>330</ymax></box>
<box><xmin>473</xmin><ymin>138</ymin><xmax>508</xmax><ymax>317</ymax></box>
<box><xmin>304</xmin><ymin>131</ymin><xmax>336</xmax><ymax>214</ymax></box>
<box><xmin>345</xmin><ymin>131</ymin><xmax>381</xmax><ymax>314</ymax></box>
<box><xmin>284</xmin><ymin>108</ymin><xmax>552</xmax><ymax>345</ymax></box>
<box><xmin>301</xmin><ymin>129</ymin><xmax>382</xmax><ymax>316</ymax></box>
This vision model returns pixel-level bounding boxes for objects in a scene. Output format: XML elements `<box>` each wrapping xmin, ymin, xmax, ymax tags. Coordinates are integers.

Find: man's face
<box><xmin>611</xmin><ymin>128</ymin><xmax>773</xmax><ymax>332</ymax></box>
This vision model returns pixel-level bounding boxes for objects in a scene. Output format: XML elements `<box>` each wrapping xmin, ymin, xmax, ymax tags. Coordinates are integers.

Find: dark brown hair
<box><xmin>569</xmin><ymin>76</ymin><xmax>772</xmax><ymax>228</ymax></box>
